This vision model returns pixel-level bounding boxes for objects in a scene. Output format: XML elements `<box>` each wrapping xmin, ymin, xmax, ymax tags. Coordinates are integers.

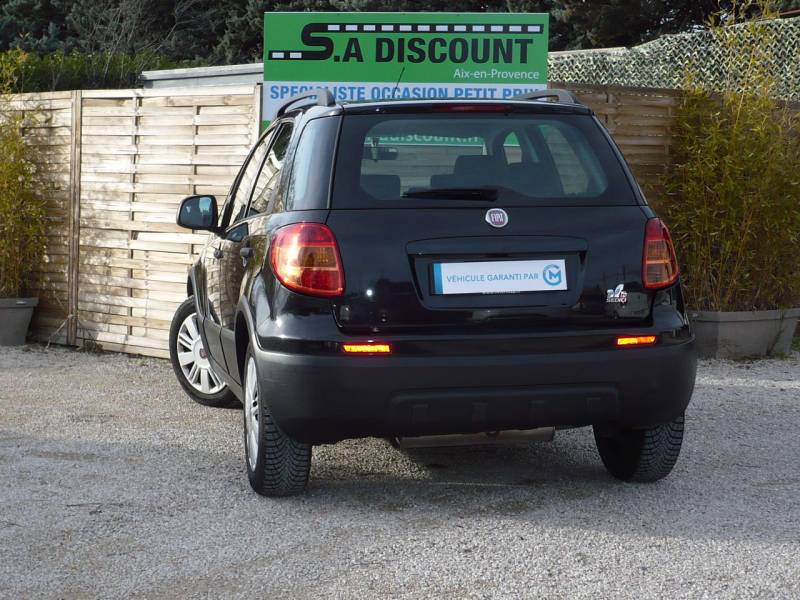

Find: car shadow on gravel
<box><xmin>316</xmin><ymin>436</ymin><xmax>605</xmax><ymax>485</ymax></box>
<box><xmin>307</xmin><ymin>438</ymin><xmax>612</xmax><ymax>510</ymax></box>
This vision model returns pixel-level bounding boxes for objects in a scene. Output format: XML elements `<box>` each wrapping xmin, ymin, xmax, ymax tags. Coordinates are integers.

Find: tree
<box><xmin>0</xmin><ymin>0</ymin><xmax>73</xmax><ymax>53</ymax></box>
<box><xmin>2</xmin><ymin>0</ymin><xmax>799</xmax><ymax>68</ymax></box>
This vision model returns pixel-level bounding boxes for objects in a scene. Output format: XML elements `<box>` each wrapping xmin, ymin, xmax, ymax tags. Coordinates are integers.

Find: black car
<box><xmin>170</xmin><ymin>89</ymin><xmax>696</xmax><ymax>497</ymax></box>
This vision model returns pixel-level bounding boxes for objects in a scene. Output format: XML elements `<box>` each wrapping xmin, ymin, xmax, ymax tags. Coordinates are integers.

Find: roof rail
<box><xmin>276</xmin><ymin>88</ymin><xmax>336</xmax><ymax>117</ymax></box>
<box><xmin>512</xmin><ymin>89</ymin><xmax>582</xmax><ymax>105</ymax></box>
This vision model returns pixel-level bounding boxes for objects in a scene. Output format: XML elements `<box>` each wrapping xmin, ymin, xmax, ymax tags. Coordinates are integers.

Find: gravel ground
<box><xmin>1</xmin><ymin>345</ymin><xmax>799</xmax><ymax>599</ymax></box>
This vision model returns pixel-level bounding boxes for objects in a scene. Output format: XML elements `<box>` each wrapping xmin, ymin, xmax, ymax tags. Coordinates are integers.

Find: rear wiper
<box><xmin>402</xmin><ymin>187</ymin><xmax>498</xmax><ymax>201</ymax></box>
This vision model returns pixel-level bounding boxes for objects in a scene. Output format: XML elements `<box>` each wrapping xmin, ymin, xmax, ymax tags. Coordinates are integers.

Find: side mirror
<box><xmin>177</xmin><ymin>195</ymin><xmax>218</xmax><ymax>232</ymax></box>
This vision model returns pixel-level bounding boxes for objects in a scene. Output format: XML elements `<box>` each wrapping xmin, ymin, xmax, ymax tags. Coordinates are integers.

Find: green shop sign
<box><xmin>263</xmin><ymin>12</ymin><xmax>549</xmax><ymax>119</ymax></box>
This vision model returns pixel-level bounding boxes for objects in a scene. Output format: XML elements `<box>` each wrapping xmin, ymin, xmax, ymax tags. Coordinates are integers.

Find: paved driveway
<box><xmin>1</xmin><ymin>346</ymin><xmax>799</xmax><ymax>599</ymax></box>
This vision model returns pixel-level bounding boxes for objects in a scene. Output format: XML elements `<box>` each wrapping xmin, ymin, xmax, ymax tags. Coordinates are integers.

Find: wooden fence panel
<box><xmin>73</xmin><ymin>85</ymin><xmax>261</xmax><ymax>358</ymax></box>
<box><xmin>554</xmin><ymin>83</ymin><xmax>680</xmax><ymax>200</ymax></box>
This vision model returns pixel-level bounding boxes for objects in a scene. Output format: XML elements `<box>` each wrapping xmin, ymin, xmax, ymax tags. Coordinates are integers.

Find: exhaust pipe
<box><xmin>394</xmin><ymin>427</ymin><xmax>555</xmax><ymax>449</ymax></box>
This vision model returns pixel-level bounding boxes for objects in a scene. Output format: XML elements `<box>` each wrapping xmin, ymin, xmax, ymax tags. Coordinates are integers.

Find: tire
<box><xmin>593</xmin><ymin>415</ymin><xmax>685</xmax><ymax>483</ymax></box>
<box><xmin>242</xmin><ymin>347</ymin><xmax>311</xmax><ymax>497</ymax></box>
<box><xmin>169</xmin><ymin>296</ymin><xmax>237</xmax><ymax>408</ymax></box>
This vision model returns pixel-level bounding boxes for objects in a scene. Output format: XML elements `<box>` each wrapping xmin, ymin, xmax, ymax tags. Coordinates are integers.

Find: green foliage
<box><xmin>0</xmin><ymin>52</ymin><xmax>47</xmax><ymax>298</ymax></box>
<box><xmin>3</xmin><ymin>49</ymin><xmax>194</xmax><ymax>93</ymax></box>
<box><xmin>661</xmin><ymin>1</ymin><xmax>800</xmax><ymax>312</ymax></box>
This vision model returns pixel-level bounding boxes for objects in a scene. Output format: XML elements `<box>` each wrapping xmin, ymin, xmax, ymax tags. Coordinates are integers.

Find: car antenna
<box><xmin>391</xmin><ymin>67</ymin><xmax>406</xmax><ymax>99</ymax></box>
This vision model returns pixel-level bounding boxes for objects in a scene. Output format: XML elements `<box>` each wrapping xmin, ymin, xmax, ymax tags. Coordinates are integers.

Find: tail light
<box><xmin>269</xmin><ymin>223</ymin><xmax>344</xmax><ymax>297</ymax></box>
<box><xmin>643</xmin><ymin>218</ymin><xmax>679</xmax><ymax>289</ymax></box>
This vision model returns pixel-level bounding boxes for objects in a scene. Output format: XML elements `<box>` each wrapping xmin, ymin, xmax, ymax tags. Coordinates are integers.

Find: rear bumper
<box><xmin>252</xmin><ymin>338</ymin><xmax>697</xmax><ymax>444</ymax></box>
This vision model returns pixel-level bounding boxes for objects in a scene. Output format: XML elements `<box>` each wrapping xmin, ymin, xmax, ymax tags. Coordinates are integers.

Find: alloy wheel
<box><xmin>175</xmin><ymin>312</ymin><xmax>226</xmax><ymax>394</ymax></box>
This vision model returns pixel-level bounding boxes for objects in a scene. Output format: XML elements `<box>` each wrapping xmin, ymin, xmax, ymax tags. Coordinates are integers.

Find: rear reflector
<box><xmin>269</xmin><ymin>223</ymin><xmax>344</xmax><ymax>297</ymax></box>
<box><xmin>643</xmin><ymin>218</ymin><xmax>679</xmax><ymax>289</ymax></box>
<box><xmin>342</xmin><ymin>343</ymin><xmax>391</xmax><ymax>354</ymax></box>
<box><xmin>616</xmin><ymin>336</ymin><xmax>657</xmax><ymax>347</ymax></box>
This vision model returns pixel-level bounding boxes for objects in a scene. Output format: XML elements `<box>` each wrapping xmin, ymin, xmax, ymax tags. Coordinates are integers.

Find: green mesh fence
<box><xmin>549</xmin><ymin>17</ymin><xmax>800</xmax><ymax>101</ymax></box>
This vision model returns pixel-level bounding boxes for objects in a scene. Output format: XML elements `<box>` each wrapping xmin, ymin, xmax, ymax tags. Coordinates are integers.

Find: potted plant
<box><xmin>0</xmin><ymin>57</ymin><xmax>47</xmax><ymax>346</ymax></box>
<box><xmin>661</xmin><ymin>5</ymin><xmax>800</xmax><ymax>358</ymax></box>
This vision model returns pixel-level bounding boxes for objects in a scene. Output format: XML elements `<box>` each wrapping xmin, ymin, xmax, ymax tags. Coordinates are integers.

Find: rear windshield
<box><xmin>332</xmin><ymin>112</ymin><xmax>636</xmax><ymax>208</ymax></box>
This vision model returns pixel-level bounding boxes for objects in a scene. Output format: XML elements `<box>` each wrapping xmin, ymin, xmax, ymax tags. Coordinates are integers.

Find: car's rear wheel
<box><xmin>243</xmin><ymin>347</ymin><xmax>312</xmax><ymax>497</ymax></box>
<box><xmin>169</xmin><ymin>296</ymin><xmax>236</xmax><ymax>407</ymax></box>
<box><xmin>593</xmin><ymin>415</ymin><xmax>684</xmax><ymax>482</ymax></box>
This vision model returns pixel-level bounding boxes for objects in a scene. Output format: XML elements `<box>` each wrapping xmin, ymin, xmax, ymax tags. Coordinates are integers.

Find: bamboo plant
<box><xmin>660</xmin><ymin>0</ymin><xmax>800</xmax><ymax>312</ymax></box>
<box><xmin>0</xmin><ymin>50</ymin><xmax>47</xmax><ymax>299</ymax></box>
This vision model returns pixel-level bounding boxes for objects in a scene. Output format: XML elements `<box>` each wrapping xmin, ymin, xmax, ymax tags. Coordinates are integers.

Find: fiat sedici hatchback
<box><xmin>170</xmin><ymin>90</ymin><xmax>696</xmax><ymax>496</ymax></box>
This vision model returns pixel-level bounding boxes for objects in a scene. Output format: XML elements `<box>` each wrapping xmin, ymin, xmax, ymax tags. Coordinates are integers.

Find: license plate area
<box><xmin>431</xmin><ymin>259</ymin><xmax>568</xmax><ymax>296</ymax></box>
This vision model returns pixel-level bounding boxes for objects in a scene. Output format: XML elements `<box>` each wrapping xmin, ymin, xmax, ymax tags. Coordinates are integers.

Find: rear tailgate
<box><xmin>328</xmin><ymin>104</ymin><xmax>651</xmax><ymax>335</ymax></box>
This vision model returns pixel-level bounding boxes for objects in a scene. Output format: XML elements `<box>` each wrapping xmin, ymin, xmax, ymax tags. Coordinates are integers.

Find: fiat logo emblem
<box><xmin>485</xmin><ymin>208</ymin><xmax>508</xmax><ymax>228</ymax></box>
